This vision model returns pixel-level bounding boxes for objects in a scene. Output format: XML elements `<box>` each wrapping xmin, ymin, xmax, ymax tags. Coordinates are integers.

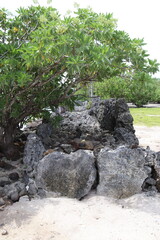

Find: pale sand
<box><xmin>0</xmin><ymin>125</ymin><xmax>160</xmax><ymax>240</ymax></box>
<box><xmin>134</xmin><ymin>126</ymin><xmax>160</xmax><ymax>152</ymax></box>
<box><xmin>1</xmin><ymin>193</ymin><xmax>160</xmax><ymax>240</ymax></box>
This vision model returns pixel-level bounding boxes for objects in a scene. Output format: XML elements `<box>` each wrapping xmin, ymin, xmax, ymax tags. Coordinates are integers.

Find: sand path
<box><xmin>134</xmin><ymin>125</ymin><xmax>160</xmax><ymax>152</ymax></box>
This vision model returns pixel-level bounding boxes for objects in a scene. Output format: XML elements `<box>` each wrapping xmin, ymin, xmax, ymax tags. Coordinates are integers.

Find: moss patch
<box><xmin>130</xmin><ymin>108</ymin><xmax>160</xmax><ymax>127</ymax></box>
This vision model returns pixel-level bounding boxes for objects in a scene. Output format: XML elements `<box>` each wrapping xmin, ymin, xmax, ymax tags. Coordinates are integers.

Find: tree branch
<box><xmin>3</xmin><ymin>57</ymin><xmax>67</xmax><ymax>116</ymax></box>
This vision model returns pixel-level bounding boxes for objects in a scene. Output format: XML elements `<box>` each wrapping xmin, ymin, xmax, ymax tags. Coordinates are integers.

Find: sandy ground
<box><xmin>0</xmin><ymin>125</ymin><xmax>160</xmax><ymax>240</ymax></box>
<box><xmin>134</xmin><ymin>125</ymin><xmax>160</xmax><ymax>152</ymax></box>
<box><xmin>1</xmin><ymin>193</ymin><xmax>160</xmax><ymax>240</ymax></box>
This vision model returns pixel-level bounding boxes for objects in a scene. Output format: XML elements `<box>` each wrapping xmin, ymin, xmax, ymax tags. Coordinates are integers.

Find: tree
<box><xmin>77</xmin><ymin>34</ymin><xmax>159</xmax><ymax>102</ymax></box>
<box><xmin>125</xmin><ymin>72</ymin><xmax>157</xmax><ymax>107</ymax></box>
<box><xmin>94</xmin><ymin>73</ymin><xmax>158</xmax><ymax>107</ymax></box>
<box><xmin>0</xmin><ymin>6</ymin><xmax>159</xmax><ymax>159</ymax></box>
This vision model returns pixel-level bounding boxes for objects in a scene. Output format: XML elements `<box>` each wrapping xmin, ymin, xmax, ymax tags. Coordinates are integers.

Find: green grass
<box><xmin>129</xmin><ymin>108</ymin><xmax>160</xmax><ymax>127</ymax></box>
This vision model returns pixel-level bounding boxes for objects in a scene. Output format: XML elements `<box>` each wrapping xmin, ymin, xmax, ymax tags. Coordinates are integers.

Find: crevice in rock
<box><xmin>92</xmin><ymin>158</ymin><xmax>100</xmax><ymax>191</ymax></box>
<box><xmin>142</xmin><ymin>166</ymin><xmax>158</xmax><ymax>192</ymax></box>
<box><xmin>0</xmin><ymin>160</ymin><xmax>16</xmax><ymax>170</ymax></box>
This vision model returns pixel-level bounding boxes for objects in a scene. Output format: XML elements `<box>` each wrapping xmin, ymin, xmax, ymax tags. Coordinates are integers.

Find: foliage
<box><xmin>130</xmin><ymin>108</ymin><xmax>160</xmax><ymax>127</ymax></box>
<box><xmin>126</xmin><ymin>73</ymin><xmax>157</xmax><ymax>107</ymax></box>
<box><xmin>0</xmin><ymin>5</ymin><xmax>159</xmax><ymax>157</ymax></box>
<box><xmin>0</xmin><ymin>7</ymin><xmax>122</xmax><ymax>128</ymax></box>
<box><xmin>94</xmin><ymin>76</ymin><xmax>129</xmax><ymax>99</ymax></box>
<box><xmin>153</xmin><ymin>79</ymin><xmax>160</xmax><ymax>103</ymax></box>
<box><xmin>93</xmin><ymin>73</ymin><xmax>158</xmax><ymax>107</ymax></box>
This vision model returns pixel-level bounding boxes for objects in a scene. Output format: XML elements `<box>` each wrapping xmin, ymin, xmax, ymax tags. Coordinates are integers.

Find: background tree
<box><xmin>77</xmin><ymin>35</ymin><xmax>159</xmax><ymax>103</ymax></box>
<box><xmin>0</xmin><ymin>6</ymin><xmax>159</xmax><ymax>159</ymax></box>
<box><xmin>94</xmin><ymin>73</ymin><xmax>159</xmax><ymax>107</ymax></box>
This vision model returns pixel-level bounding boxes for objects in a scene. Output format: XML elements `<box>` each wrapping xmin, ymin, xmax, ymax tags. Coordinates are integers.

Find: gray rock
<box><xmin>0</xmin><ymin>187</ymin><xmax>3</xmax><ymax>197</ymax></box>
<box><xmin>0</xmin><ymin>160</ymin><xmax>15</xmax><ymax>170</ymax></box>
<box><xmin>15</xmin><ymin>182</ymin><xmax>26</xmax><ymax>193</ymax></box>
<box><xmin>156</xmin><ymin>179</ymin><xmax>160</xmax><ymax>192</ymax></box>
<box><xmin>154</xmin><ymin>157</ymin><xmax>160</xmax><ymax>179</ymax></box>
<box><xmin>97</xmin><ymin>146</ymin><xmax>148</xmax><ymax>198</ymax></box>
<box><xmin>9</xmin><ymin>172</ymin><xmax>19</xmax><ymax>181</ymax></box>
<box><xmin>145</xmin><ymin>148</ymin><xmax>157</xmax><ymax>166</ymax></box>
<box><xmin>0</xmin><ymin>177</ymin><xmax>11</xmax><ymax>187</ymax></box>
<box><xmin>23</xmin><ymin>133</ymin><xmax>45</xmax><ymax>171</ymax></box>
<box><xmin>74</xmin><ymin>101</ymin><xmax>88</xmax><ymax>112</ymax></box>
<box><xmin>3</xmin><ymin>181</ymin><xmax>26</xmax><ymax>201</ymax></box>
<box><xmin>144</xmin><ymin>166</ymin><xmax>152</xmax><ymax>175</ymax></box>
<box><xmin>0</xmin><ymin>198</ymin><xmax>5</xmax><ymax>206</ymax></box>
<box><xmin>50</xmin><ymin>98</ymin><xmax>138</xmax><ymax>150</ymax></box>
<box><xmin>89</xmin><ymin>98</ymin><xmax>138</xmax><ymax>146</ymax></box>
<box><xmin>36</xmin><ymin>123</ymin><xmax>53</xmax><ymax>148</ymax></box>
<box><xmin>52</xmin><ymin>110</ymin><xmax>102</xmax><ymax>142</ymax></box>
<box><xmin>60</xmin><ymin>144</ymin><xmax>73</xmax><ymax>154</ymax></box>
<box><xmin>28</xmin><ymin>179</ymin><xmax>38</xmax><ymax>195</ymax></box>
<box><xmin>16</xmin><ymin>182</ymin><xmax>26</xmax><ymax>197</ymax></box>
<box><xmin>36</xmin><ymin>150</ymin><xmax>96</xmax><ymax>199</ymax></box>
<box><xmin>10</xmin><ymin>190</ymin><xmax>19</xmax><ymax>202</ymax></box>
<box><xmin>1</xmin><ymin>229</ymin><xmax>8</xmax><ymax>235</ymax></box>
<box><xmin>89</xmin><ymin>99</ymin><xmax>116</xmax><ymax>132</ymax></box>
<box><xmin>156</xmin><ymin>151</ymin><xmax>160</xmax><ymax>163</ymax></box>
<box><xmin>144</xmin><ymin>177</ymin><xmax>156</xmax><ymax>186</ymax></box>
<box><xmin>114</xmin><ymin>127</ymin><xmax>139</xmax><ymax>146</ymax></box>
<box><xmin>116</xmin><ymin>112</ymin><xmax>134</xmax><ymax>129</ymax></box>
<box><xmin>4</xmin><ymin>183</ymin><xmax>19</xmax><ymax>202</ymax></box>
<box><xmin>144</xmin><ymin>149</ymin><xmax>160</xmax><ymax>193</ymax></box>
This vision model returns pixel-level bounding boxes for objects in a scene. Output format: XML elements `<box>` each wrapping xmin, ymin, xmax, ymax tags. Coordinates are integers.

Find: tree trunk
<box><xmin>0</xmin><ymin>123</ymin><xmax>20</xmax><ymax>160</ymax></box>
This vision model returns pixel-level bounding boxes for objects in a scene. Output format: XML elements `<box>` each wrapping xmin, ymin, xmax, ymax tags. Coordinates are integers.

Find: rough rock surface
<box><xmin>97</xmin><ymin>146</ymin><xmax>148</xmax><ymax>198</ymax></box>
<box><xmin>52</xmin><ymin>110</ymin><xmax>102</xmax><ymax>142</ymax></box>
<box><xmin>23</xmin><ymin>133</ymin><xmax>45</xmax><ymax>173</ymax></box>
<box><xmin>3</xmin><ymin>181</ymin><xmax>26</xmax><ymax>202</ymax></box>
<box><xmin>50</xmin><ymin>98</ymin><xmax>139</xmax><ymax>148</ymax></box>
<box><xmin>89</xmin><ymin>98</ymin><xmax>139</xmax><ymax>146</ymax></box>
<box><xmin>36</xmin><ymin>123</ymin><xmax>53</xmax><ymax>148</ymax></box>
<box><xmin>36</xmin><ymin>150</ymin><xmax>96</xmax><ymax>199</ymax></box>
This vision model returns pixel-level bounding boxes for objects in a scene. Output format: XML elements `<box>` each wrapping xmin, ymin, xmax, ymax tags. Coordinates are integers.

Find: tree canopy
<box><xmin>0</xmin><ymin>5</ymin><xmax>159</xmax><ymax>159</ymax></box>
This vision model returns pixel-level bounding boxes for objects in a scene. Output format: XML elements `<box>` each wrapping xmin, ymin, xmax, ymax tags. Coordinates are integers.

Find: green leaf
<box><xmin>39</xmin><ymin>14</ymin><xmax>47</xmax><ymax>23</ymax></box>
<box><xmin>32</xmin><ymin>0</ymin><xmax>39</xmax><ymax>4</ymax></box>
<box><xmin>47</xmin><ymin>0</ymin><xmax>52</xmax><ymax>4</ymax></box>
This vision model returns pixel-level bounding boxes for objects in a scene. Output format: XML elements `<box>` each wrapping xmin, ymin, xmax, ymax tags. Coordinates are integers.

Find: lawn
<box><xmin>129</xmin><ymin>108</ymin><xmax>160</xmax><ymax>127</ymax></box>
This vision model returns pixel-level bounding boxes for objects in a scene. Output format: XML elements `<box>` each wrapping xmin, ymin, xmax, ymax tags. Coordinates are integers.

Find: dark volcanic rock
<box><xmin>9</xmin><ymin>172</ymin><xmax>19</xmax><ymax>181</ymax></box>
<box><xmin>0</xmin><ymin>198</ymin><xmax>5</xmax><ymax>206</ymax></box>
<box><xmin>51</xmin><ymin>98</ymin><xmax>138</xmax><ymax>149</ymax></box>
<box><xmin>36</xmin><ymin>150</ymin><xmax>96</xmax><ymax>199</ymax></box>
<box><xmin>36</xmin><ymin>123</ymin><xmax>53</xmax><ymax>148</ymax></box>
<box><xmin>0</xmin><ymin>160</ymin><xmax>16</xmax><ymax>170</ymax></box>
<box><xmin>23</xmin><ymin>133</ymin><xmax>45</xmax><ymax>172</ymax></box>
<box><xmin>0</xmin><ymin>177</ymin><xmax>11</xmax><ymax>187</ymax></box>
<box><xmin>89</xmin><ymin>98</ymin><xmax>138</xmax><ymax>146</ymax></box>
<box><xmin>52</xmin><ymin>110</ymin><xmax>102</xmax><ymax>142</ymax></box>
<box><xmin>114</xmin><ymin>127</ymin><xmax>139</xmax><ymax>146</ymax></box>
<box><xmin>97</xmin><ymin>146</ymin><xmax>148</xmax><ymax>198</ymax></box>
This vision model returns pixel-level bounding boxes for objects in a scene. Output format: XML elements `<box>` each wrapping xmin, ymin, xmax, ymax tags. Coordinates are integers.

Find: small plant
<box><xmin>86</xmin><ymin>101</ymin><xmax>93</xmax><ymax>109</ymax></box>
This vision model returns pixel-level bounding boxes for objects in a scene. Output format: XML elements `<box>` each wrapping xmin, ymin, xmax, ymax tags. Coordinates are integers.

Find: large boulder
<box><xmin>97</xmin><ymin>146</ymin><xmax>148</xmax><ymax>198</ymax></box>
<box><xmin>89</xmin><ymin>98</ymin><xmax>139</xmax><ymax>146</ymax></box>
<box><xmin>36</xmin><ymin>150</ymin><xmax>96</xmax><ymax>199</ymax></box>
<box><xmin>49</xmin><ymin>98</ymin><xmax>138</xmax><ymax>149</ymax></box>
<box><xmin>52</xmin><ymin>110</ymin><xmax>102</xmax><ymax>142</ymax></box>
